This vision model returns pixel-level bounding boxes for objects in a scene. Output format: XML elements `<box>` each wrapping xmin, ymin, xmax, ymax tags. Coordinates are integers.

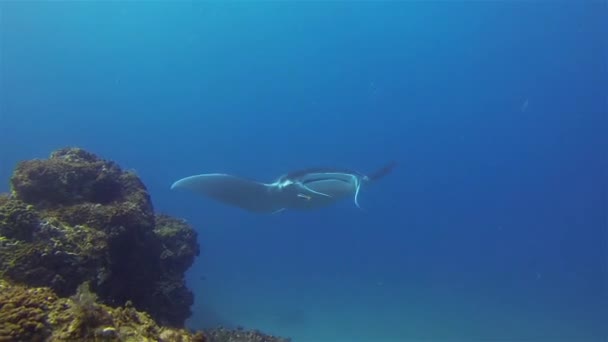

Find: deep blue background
<box><xmin>1</xmin><ymin>2</ymin><xmax>607</xmax><ymax>341</ymax></box>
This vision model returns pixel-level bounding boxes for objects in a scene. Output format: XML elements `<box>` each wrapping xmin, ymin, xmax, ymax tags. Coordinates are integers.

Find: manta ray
<box><xmin>170</xmin><ymin>161</ymin><xmax>397</xmax><ymax>213</ymax></box>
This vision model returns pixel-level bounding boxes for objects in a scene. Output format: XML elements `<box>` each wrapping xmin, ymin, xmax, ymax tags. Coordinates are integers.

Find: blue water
<box><xmin>1</xmin><ymin>2</ymin><xmax>607</xmax><ymax>341</ymax></box>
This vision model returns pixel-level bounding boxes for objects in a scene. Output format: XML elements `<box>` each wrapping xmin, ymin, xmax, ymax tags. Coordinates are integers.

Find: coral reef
<box><xmin>0</xmin><ymin>147</ymin><xmax>291</xmax><ymax>342</ymax></box>
<box><xmin>1</xmin><ymin>147</ymin><xmax>197</xmax><ymax>327</ymax></box>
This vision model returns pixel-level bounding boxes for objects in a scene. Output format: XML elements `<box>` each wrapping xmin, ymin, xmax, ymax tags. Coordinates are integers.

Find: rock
<box><xmin>1</xmin><ymin>147</ymin><xmax>196</xmax><ymax>327</ymax></box>
<box><xmin>0</xmin><ymin>147</ymin><xmax>291</xmax><ymax>341</ymax></box>
<box><xmin>0</xmin><ymin>279</ymin><xmax>205</xmax><ymax>342</ymax></box>
<box><xmin>203</xmin><ymin>326</ymin><xmax>292</xmax><ymax>342</ymax></box>
<box><xmin>11</xmin><ymin>147</ymin><xmax>129</xmax><ymax>206</ymax></box>
<box><xmin>155</xmin><ymin>214</ymin><xmax>200</xmax><ymax>274</ymax></box>
<box><xmin>0</xmin><ymin>196</ymin><xmax>39</xmax><ymax>242</ymax></box>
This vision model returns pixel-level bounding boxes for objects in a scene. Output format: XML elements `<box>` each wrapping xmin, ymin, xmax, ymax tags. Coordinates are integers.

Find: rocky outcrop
<box><xmin>0</xmin><ymin>147</ymin><xmax>291</xmax><ymax>342</ymax></box>
<box><xmin>1</xmin><ymin>147</ymin><xmax>198</xmax><ymax>327</ymax></box>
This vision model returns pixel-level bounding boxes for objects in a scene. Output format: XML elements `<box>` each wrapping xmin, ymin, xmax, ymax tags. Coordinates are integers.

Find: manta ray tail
<box><xmin>367</xmin><ymin>161</ymin><xmax>397</xmax><ymax>181</ymax></box>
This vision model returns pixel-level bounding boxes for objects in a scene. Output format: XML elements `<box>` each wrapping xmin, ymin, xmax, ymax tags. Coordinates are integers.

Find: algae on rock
<box><xmin>0</xmin><ymin>279</ymin><xmax>206</xmax><ymax>342</ymax></box>
<box><xmin>0</xmin><ymin>147</ymin><xmax>291</xmax><ymax>342</ymax></box>
<box><xmin>1</xmin><ymin>147</ymin><xmax>198</xmax><ymax>327</ymax></box>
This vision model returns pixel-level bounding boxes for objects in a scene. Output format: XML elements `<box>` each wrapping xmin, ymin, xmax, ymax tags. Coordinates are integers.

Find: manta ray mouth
<box><xmin>301</xmin><ymin>172</ymin><xmax>357</xmax><ymax>185</ymax></box>
<box><xmin>302</xmin><ymin>177</ymin><xmax>351</xmax><ymax>185</ymax></box>
<box><xmin>299</xmin><ymin>175</ymin><xmax>360</xmax><ymax>202</ymax></box>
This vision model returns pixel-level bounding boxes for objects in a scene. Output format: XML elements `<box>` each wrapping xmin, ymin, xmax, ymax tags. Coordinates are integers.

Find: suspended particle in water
<box><xmin>521</xmin><ymin>99</ymin><xmax>529</xmax><ymax>112</ymax></box>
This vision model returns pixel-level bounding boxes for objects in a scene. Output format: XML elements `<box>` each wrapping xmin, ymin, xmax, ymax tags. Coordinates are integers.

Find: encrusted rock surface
<box><xmin>0</xmin><ymin>279</ymin><xmax>290</xmax><ymax>342</ymax></box>
<box><xmin>1</xmin><ymin>147</ymin><xmax>198</xmax><ymax>327</ymax></box>
<box><xmin>0</xmin><ymin>279</ymin><xmax>205</xmax><ymax>342</ymax></box>
<box><xmin>0</xmin><ymin>147</ymin><xmax>291</xmax><ymax>342</ymax></box>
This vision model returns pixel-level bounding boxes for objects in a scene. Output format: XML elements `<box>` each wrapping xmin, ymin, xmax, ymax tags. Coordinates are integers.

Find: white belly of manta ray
<box><xmin>170</xmin><ymin>162</ymin><xmax>396</xmax><ymax>213</ymax></box>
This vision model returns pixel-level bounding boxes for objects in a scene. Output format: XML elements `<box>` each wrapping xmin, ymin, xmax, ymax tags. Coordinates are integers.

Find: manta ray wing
<box><xmin>170</xmin><ymin>174</ymin><xmax>283</xmax><ymax>213</ymax></box>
